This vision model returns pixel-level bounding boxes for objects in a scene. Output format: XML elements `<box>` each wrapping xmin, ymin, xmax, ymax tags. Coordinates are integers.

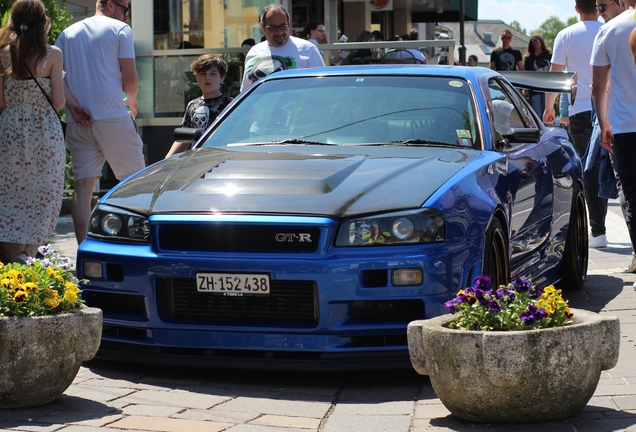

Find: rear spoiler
<box><xmin>499</xmin><ymin>71</ymin><xmax>577</xmax><ymax>105</ymax></box>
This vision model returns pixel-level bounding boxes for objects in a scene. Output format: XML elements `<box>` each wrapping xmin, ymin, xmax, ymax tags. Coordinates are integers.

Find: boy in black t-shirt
<box><xmin>165</xmin><ymin>54</ymin><xmax>233</xmax><ymax>158</ymax></box>
<box><xmin>489</xmin><ymin>30</ymin><xmax>524</xmax><ymax>71</ymax></box>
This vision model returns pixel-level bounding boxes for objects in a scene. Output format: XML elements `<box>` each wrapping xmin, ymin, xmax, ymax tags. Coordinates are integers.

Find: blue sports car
<box><xmin>78</xmin><ymin>65</ymin><xmax>587</xmax><ymax>370</ymax></box>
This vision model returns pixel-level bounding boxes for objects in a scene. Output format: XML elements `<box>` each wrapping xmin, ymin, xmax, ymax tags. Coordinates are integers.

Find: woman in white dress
<box><xmin>0</xmin><ymin>0</ymin><xmax>65</xmax><ymax>264</ymax></box>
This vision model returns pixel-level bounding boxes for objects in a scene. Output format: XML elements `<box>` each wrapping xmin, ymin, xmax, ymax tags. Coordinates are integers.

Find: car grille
<box><xmin>156</xmin><ymin>224</ymin><xmax>320</xmax><ymax>253</ymax></box>
<box><xmin>158</xmin><ymin>278</ymin><xmax>319</xmax><ymax>326</ymax></box>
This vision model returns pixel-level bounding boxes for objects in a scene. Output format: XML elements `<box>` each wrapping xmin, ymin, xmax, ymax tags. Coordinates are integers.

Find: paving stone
<box><xmin>249</xmin><ymin>414</ymin><xmax>321</xmax><ymax>429</ymax></box>
<box><xmin>223</xmin><ymin>425</ymin><xmax>317</xmax><ymax>432</ymax></box>
<box><xmin>120</xmin><ymin>404</ymin><xmax>183</xmax><ymax>417</ymax></box>
<box><xmin>115</xmin><ymin>390</ymin><xmax>231</xmax><ymax>409</ymax></box>
<box><xmin>108</xmin><ymin>415</ymin><xmax>233</xmax><ymax>432</ymax></box>
<box><xmin>321</xmin><ymin>414</ymin><xmax>411</xmax><ymax>432</ymax></box>
<box><xmin>413</xmin><ymin>402</ymin><xmax>452</xmax><ymax>419</ymax></box>
<box><xmin>212</xmin><ymin>398</ymin><xmax>330</xmax><ymax>418</ymax></box>
<box><xmin>62</xmin><ymin>385</ymin><xmax>135</xmax><ymax>403</ymax></box>
<box><xmin>330</xmin><ymin>401</ymin><xmax>413</xmax><ymax>416</ymax></box>
<box><xmin>1</xmin><ymin>422</ymin><xmax>65</xmax><ymax>432</ymax></box>
<box><xmin>173</xmin><ymin>409</ymin><xmax>258</xmax><ymax>423</ymax></box>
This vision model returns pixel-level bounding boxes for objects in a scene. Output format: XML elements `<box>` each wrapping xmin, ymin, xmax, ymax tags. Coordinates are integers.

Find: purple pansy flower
<box><xmin>512</xmin><ymin>274</ymin><xmax>532</xmax><ymax>292</ymax></box>
<box><xmin>472</xmin><ymin>275</ymin><xmax>492</xmax><ymax>292</ymax></box>
<box><xmin>444</xmin><ymin>300</ymin><xmax>456</xmax><ymax>314</ymax></box>
<box><xmin>488</xmin><ymin>299</ymin><xmax>502</xmax><ymax>312</ymax></box>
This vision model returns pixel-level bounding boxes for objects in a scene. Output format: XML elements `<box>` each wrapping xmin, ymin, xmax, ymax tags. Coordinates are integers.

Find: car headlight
<box><xmin>336</xmin><ymin>209</ymin><xmax>445</xmax><ymax>246</ymax></box>
<box><xmin>88</xmin><ymin>204</ymin><xmax>150</xmax><ymax>243</ymax></box>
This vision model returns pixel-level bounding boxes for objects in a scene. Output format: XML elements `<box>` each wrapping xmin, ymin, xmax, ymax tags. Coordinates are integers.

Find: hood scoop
<box><xmin>195</xmin><ymin>155</ymin><xmax>367</xmax><ymax>195</ymax></box>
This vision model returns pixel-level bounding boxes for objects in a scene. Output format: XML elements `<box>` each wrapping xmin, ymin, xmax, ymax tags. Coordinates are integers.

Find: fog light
<box><xmin>83</xmin><ymin>261</ymin><xmax>103</xmax><ymax>279</ymax></box>
<box><xmin>392</xmin><ymin>268</ymin><xmax>423</xmax><ymax>286</ymax></box>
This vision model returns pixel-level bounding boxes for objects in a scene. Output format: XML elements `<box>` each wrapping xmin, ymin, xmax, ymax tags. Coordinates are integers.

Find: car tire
<box><xmin>483</xmin><ymin>218</ymin><xmax>510</xmax><ymax>290</ymax></box>
<box><xmin>557</xmin><ymin>183</ymin><xmax>588</xmax><ymax>291</ymax></box>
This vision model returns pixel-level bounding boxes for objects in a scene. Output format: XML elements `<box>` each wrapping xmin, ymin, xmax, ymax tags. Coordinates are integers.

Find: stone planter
<box><xmin>407</xmin><ymin>308</ymin><xmax>620</xmax><ymax>423</ymax></box>
<box><xmin>0</xmin><ymin>306</ymin><xmax>103</xmax><ymax>409</ymax></box>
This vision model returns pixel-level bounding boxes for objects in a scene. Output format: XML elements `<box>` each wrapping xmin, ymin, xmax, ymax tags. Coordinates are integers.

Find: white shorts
<box><xmin>66</xmin><ymin>115</ymin><xmax>145</xmax><ymax>181</ymax></box>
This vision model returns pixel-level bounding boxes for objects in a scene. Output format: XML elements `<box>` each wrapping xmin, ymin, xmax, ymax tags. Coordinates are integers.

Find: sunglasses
<box><xmin>531</xmin><ymin>39</ymin><xmax>541</xmax><ymax>43</ymax></box>
<box><xmin>110</xmin><ymin>0</ymin><xmax>129</xmax><ymax>16</ymax></box>
<box><xmin>265</xmin><ymin>23</ymin><xmax>290</xmax><ymax>32</ymax></box>
<box><xmin>596</xmin><ymin>1</ymin><xmax>617</xmax><ymax>12</ymax></box>
<box><xmin>502</xmin><ymin>35</ymin><xmax>512</xmax><ymax>40</ymax></box>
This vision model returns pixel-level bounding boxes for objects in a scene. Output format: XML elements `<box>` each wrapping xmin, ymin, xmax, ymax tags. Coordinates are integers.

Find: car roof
<box><xmin>258</xmin><ymin>65</ymin><xmax>499</xmax><ymax>82</ymax></box>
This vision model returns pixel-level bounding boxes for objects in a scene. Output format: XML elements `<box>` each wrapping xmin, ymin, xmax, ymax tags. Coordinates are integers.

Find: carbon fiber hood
<box><xmin>104</xmin><ymin>147</ymin><xmax>477</xmax><ymax>217</ymax></box>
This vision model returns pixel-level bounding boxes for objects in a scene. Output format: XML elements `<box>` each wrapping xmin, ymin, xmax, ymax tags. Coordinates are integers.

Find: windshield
<box><xmin>201</xmin><ymin>75</ymin><xmax>482</xmax><ymax>150</ymax></box>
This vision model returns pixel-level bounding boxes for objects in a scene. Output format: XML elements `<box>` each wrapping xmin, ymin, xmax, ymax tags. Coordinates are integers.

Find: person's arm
<box><xmin>591</xmin><ymin>64</ymin><xmax>612</xmax><ymax>153</ymax></box>
<box><xmin>120</xmin><ymin>57</ymin><xmax>139</xmax><ymax>118</ymax></box>
<box><xmin>63</xmin><ymin>79</ymin><xmax>92</xmax><ymax>125</ymax></box>
<box><xmin>49</xmin><ymin>46</ymin><xmax>65</xmax><ymax>110</ymax></box>
<box><xmin>516</xmin><ymin>51</ymin><xmax>524</xmax><ymax>70</ymax></box>
<box><xmin>165</xmin><ymin>141</ymin><xmax>190</xmax><ymax>158</ymax></box>
<box><xmin>543</xmin><ymin>63</ymin><xmax>566</xmax><ymax>124</ymax></box>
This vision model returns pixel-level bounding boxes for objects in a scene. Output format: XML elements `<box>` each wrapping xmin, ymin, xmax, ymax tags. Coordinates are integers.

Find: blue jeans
<box><xmin>569</xmin><ymin>111</ymin><xmax>608</xmax><ymax>237</ymax></box>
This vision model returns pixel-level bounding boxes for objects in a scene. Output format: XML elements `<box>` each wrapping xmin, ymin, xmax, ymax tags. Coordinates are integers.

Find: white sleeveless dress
<box><xmin>0</xmin><ymin>47</ymin><xmax>65</xmax><ymax>245</ymax></box>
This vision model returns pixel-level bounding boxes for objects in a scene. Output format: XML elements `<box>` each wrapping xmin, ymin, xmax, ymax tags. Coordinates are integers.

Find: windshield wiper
<box><xmin>364</xmin><ymin>139</ymin><xmax>454</xmax><ymax>147</ymax></box>
<box><xmin>233</xmin><ymin>138</ymin><xmax>335</xmax><ymax>146</ymax></box>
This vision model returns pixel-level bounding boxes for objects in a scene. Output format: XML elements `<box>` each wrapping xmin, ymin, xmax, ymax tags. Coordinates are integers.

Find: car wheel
<box><xmin>483</xmin><ymin>218</ymin><xmax>510</xmax><ymax>289</ymax></box>
<box><xmin>557</xmin><ymin>183</ymin><xmax>588</xmax><ymax>291</ymax></box>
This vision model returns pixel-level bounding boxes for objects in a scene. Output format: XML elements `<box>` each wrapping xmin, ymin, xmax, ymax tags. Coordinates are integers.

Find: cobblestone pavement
<box><xmin>3</xmin><ymin>199</ymin><xmax>635</xmax><ymax>432</ymax></box>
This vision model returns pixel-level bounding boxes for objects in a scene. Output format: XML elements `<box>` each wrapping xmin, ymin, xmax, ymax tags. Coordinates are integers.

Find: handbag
<box><xmin>24</xmin><ymin>63</ymin><xmax>66</xmax><ymax>137</ymax></box>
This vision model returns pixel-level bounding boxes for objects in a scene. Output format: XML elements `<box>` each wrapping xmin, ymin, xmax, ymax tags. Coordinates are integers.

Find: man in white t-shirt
<box><xmin>240</xmin><ymin>4</ymin><xmax>325</xmax><ymax>92</ymax></box>
<box><xmin>591</xmin><ymin>1</ymin><xmax>636</xmax><ymax>273</ymax></box>
<box><xmin>543</xmin><ymin>0</ymin><xmax>606</xmax><ymax>248</ymax></box>
<box><xmin>55</xmin><ymin>0</ymin><xmax>145</xmax><ymax>245</ymax></box>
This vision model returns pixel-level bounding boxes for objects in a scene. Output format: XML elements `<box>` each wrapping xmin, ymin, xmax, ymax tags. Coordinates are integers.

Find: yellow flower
<box><xmin>564</xmin><ymin>307</ymin><xmax>573</xmax><ymax>318</ymax></box>
<box><xmin>13</xmin><ymin>290</ymin><xmax>27</xmax><ymax>303</ymax></box>
<box><xmin>46</xmin><ymin>266</ymin><xmax>64</xmax><ymax>282</ymax></box>
<box><xmin>6</xmin><ymin>269</ymin><xmax>24</xmax><ymax>281</ymax></box>
<box><xmin>23</xmin><ymin>282</ymin><xmax>38</xmax><ymax>292</ymax></box>
<box><xmin>64</xmin><ymin>282</ymin><xmax>79</xmax><ymax>293</ymax></box>
<box><xmin>1</xmin><ymin>278</ymin><xmax>13</xmax><ymax>290</ymax></box>
<box><xmin>64</xmin><ymin>290</ymin><xmax>78</xmax><ymax>303</ymax></box>
<box><xmin>44</xmin><ymin>296</ymin><xmax>61</xmax><ymax>307</ymax></box>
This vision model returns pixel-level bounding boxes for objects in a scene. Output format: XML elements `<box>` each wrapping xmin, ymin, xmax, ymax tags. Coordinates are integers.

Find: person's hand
<box><xmin>600</xmin><ymin>124</ymin><xmax>614</xmax><ymax>154</ymax></box>
<box><xmin>559</xmin><ymin>117</ymin><xmax>569</xmax><ymax>127</ymax></box>
<box><xmin>124</xmin><ymin>97</ymin><xmax>138</xmax><ymax>118</ymax></box>
<box><xmin>543</xmin><ymin>107</ymin><xmax>556</xmax><ymax>125</ymax></box>
<box><xmin>69</xmin><ymin>105</ymin><xmax>92</xmax><ymax>125</ymax></box>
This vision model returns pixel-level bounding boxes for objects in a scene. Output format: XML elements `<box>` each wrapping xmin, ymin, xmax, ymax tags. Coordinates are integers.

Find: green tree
<box><xmin>509</xmin><ymin>20</ymin><xmax>527</xmax><ymax>36</ymax></box>
<box><xmin>0</xmin><ymin>0</ymin><xmax>72</xmax><ymax>44</ymax></box>
<box><xmin>531</xmin><ymin>15</ymin><xmax>576</xmax><ymax>50</ymax></box>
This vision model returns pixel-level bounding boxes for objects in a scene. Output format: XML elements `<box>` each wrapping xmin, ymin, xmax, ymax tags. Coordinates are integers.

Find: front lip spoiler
<box><xmin>94</xmin><ymin>340</ymin><xmax>412</xmax><ymax>372</ymax></box>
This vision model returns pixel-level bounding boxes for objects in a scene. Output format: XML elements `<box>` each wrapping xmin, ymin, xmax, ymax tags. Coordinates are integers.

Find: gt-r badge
<box><xmin>275</xmin><ymin>233</ymin><xmax>312</xmax><ymax>242</ymax></box>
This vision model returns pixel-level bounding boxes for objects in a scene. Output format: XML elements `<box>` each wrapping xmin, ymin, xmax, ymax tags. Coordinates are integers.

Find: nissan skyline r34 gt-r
<box><xmin>78</xmin><ymin>65</ymin><xmax>587</xmax><ymax>370</ymax></box>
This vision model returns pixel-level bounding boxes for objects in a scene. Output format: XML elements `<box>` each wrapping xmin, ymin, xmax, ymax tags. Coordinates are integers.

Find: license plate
<box><xmin>196</xmin><ymin>273</ymin><xmax>270</xmax><ymax>296</ymax></box>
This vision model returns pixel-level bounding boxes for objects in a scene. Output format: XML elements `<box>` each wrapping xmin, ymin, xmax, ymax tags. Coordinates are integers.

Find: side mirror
<box><xmin>503</xmin><ymin>128</ymin><xmax>541</xmax><ymax>143</ymax></box>
<box><xmin>173</xmin><ymin>128</ymin><xmax>204</xmax><ymax>143</ymax></box>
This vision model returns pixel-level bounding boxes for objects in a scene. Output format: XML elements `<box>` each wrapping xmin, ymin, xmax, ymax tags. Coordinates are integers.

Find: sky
<box><xmin>477</xmin><ymin>0</ymin><xmax>579</xmax><ymax>34</ymax></box>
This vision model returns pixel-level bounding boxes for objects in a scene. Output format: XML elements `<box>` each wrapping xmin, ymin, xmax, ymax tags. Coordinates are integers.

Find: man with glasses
<box><xmin>304</xmin><ymin>20</ymin><xmax>327</xmax><ymax>55</ymax></box>
<box><xmin>597</xmin><ymin>0</ymin><xmax>623</xmax><ymax>22</ymax></box>
<box><xmin>592</xmin><ymin>0</ymin><xmax>636</xmax><ymax>274</ymax></box>
<box><xmin>489</xmin><ymin>30</ymin><xmax>524</xmax><ymax>71</ymax></box>
<box><xmin>55</xmin><ymin>0</ymin><xmax>144</xmax><ymax>244</ymax></box>
<box><xmin>240</xmin><ymin>4</ymin><xmax>324</xmax><ymax>92</ymax></box>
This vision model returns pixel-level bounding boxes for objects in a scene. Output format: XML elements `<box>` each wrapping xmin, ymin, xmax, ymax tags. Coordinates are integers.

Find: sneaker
<box><xmin>14</xmin><ymin>251</ymin><xmax>29</xmax><ymax>265</ymax></box>
<box><xmin>589</xmin><ymin>234</ymin><xmax>608</xmax><ymax>249</ymax></box>
<box><xmin>629</xmin><ymin>253</ymin><xmax>636</xmax><ymax>274</ymax></box>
